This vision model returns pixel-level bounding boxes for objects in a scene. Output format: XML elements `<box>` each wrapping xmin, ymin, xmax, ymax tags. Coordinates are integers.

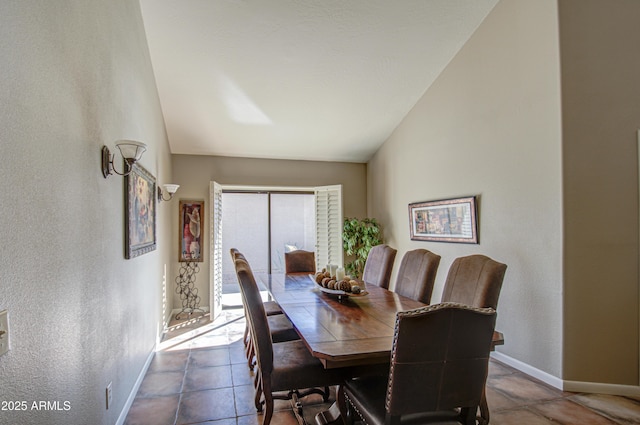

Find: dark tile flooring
<box><xmin>124</xmin><ymin>310</ymin><xmax>640</xmax><ymax>425</ymax></box>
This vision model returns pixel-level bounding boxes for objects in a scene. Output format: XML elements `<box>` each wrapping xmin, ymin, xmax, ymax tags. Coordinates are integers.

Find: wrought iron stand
<box><xmin>175</xmin><ymin>255</ymin><xmax>205</xmax><ymax>320</ymax></box>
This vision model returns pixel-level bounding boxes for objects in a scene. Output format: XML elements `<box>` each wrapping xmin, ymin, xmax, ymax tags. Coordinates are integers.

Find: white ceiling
<box><xmin>139</xmin><ymin>0</ymin><xmax>498</xmax><ymax>163</ymax></box>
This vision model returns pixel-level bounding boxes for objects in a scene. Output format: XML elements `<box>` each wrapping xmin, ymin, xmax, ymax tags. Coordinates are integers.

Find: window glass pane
<box><xmin>270</xmin><ymin>193</ymin><xmax>316</xmax><ymax>273</ymax></box>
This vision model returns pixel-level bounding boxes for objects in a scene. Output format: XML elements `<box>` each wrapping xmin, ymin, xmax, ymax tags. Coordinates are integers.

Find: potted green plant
<box><xmin>342</xmin><ymin>217</ymin><xmax>382</xmax><ymax>278</ymax></box>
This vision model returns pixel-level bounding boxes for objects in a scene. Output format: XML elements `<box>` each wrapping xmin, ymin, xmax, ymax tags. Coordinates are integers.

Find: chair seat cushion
<box><xmin>264</xmin><ymin>300</ymin><xmax>283</xmax><ymax>316</ymax></box>
<box><xmin>271</xmin><ymin>340</ymin><xmax>348</xmax><ymax>392</ymax></box>
<box><xmin>267</xmin><ymin>314</ymin><xmax>300</xmax><ymax>343</ymax></box>
<box><xmin>344</xmin><ymin>377</ymin><xmax>460</xmax><ymax>425</ymax></box>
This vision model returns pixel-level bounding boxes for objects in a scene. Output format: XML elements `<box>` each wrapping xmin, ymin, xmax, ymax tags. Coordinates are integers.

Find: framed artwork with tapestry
<box><xmin>124</xmin><ymin>163</ymin><xmax>157</xmax><ymax>258</ymax></box>
<box><xmin>179</xmin><ymin>199</ymin><xmax>204</xmax><ymax>262</ymax></box>
<box><xmin>408</xmin><ymin>196</ymin><xmax>478</xmax><ymax>244</ymax></box>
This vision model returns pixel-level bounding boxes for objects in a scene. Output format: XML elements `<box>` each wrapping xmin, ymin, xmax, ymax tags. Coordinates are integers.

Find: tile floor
<box><xmin>124</xmin><ymin>310</ymin><xmax>640</xmax><ymax>425</ymax></box>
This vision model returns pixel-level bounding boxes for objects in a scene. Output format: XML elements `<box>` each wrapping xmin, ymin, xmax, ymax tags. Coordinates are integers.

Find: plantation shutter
<box><xmin>209</xmin><ymin>181</ymin><xmax>223</xmax><ymax>320</ymax></box>
<box><xmin>314</xmin><ymin>185</ymin><xmax>343</xmax><ymax>270</ymax></box>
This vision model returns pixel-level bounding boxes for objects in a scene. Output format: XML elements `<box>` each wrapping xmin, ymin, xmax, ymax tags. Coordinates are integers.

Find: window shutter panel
<box><xmin>314</xmin><ymin>185</ymin><xmax>343</xmax><ymax>270</ymax></box>
<box><xmin>209</xmin><ymin>181</ymin><xmax>223</xmax><ymax>320</ymax></box>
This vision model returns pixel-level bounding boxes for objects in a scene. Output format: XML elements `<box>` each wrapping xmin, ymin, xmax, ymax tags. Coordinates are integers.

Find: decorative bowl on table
<box><xmin>309</xmin><ymin>269</ymin><xmax>368</xmax><ymax>298</ymax></box>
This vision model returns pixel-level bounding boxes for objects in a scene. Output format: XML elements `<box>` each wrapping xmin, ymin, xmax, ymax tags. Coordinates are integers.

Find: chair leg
<box><xmin>479</xmin><ymin>389</ymin><xmax>490</xmax><ymax>425</ymax></box>
<box><xmin>460</xmin><ymin>407</ymin><xmax>477</xmax><ymax>425</ymax></box>
<box><xmin>261</xmin><ymin>380</ymin><xmax>274</xmax><ymax>425</ymax></box>
<box><xmin>290</xmin><ymin>391</ymin><xmax>305</xmax><ymax>424</ymax></box>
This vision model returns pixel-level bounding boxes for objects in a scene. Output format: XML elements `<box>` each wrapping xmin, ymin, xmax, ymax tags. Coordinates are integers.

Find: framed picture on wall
<box><xmin>408</xmin><ymin>196</ymin><xmax>478</xmax><ymax>244</ymax></box>
<box><xmin>124</xmin><ymin>163</ymin><xmax>157</xmax><ymax>258</ymax></box>
<box><xmin>179</xmin><ymin>199</ymin><xmax>204</xmax><ymax>262</ymax></box>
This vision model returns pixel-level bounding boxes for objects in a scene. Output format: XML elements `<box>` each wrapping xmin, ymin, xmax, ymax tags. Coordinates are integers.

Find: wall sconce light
<box><xmin>101</xmin><ymin>140</ymin><xmax>147</xmax><ymax>178</ymax></box>
<box><xmin>158</xmin><ymin>184</ymin><xmax>180</xmax><ymax>202</ymax></box>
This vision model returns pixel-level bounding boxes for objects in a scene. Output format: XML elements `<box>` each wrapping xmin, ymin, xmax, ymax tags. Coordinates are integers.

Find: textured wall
<box><xmin>0</xmin><ymin>1</ymin><xmax>172</xmax><ymax>424</ymax></box>
<box><xmin>170</xmin><ymin>154</ymin><xmax>367</xmax><ymax>309</ymax></box>
<box><xmin>368</xmin><ymin>0</ymin><xmax>564</xmax><ymax>378</ymax></box>
<box><xmin>559</xmin><ymin>0</ymin><xmax>640</xmax><ymax>385</ymax></box>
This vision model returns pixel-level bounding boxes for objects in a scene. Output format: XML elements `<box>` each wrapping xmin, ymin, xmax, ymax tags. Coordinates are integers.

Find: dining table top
<box><xmin>258</xmin><ymin>273</ymin><xmax>504</xmax><ymax>369</ymax></box>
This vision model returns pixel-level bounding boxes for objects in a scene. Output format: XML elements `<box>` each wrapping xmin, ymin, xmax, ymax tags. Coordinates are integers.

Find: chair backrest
<box><xmin>386</xmin><ymin>303</ymin><xmax>496</xmax><ymax>416</ymax></box>
<box><xmin>234</xmin><ymin>258</ymin><xmax>274</xmax><ymax>374</ymax></box>
<box><xmin>284</xmin><ymin>250</ymin><xmax>316</xmax><ymax>274</ymax></box>
<box><xmin>441</xmin><ymin>255</ymin><xmax>507</xmax><ymax>309</ymax></box>
<box><xmin>362</xmin><ymin>244</ymin><xmax>397</xmax><ymax>289</ymax></box>
<box><xmin>393</xmin><ymin>249</ymin><xmax>441</xmax><ymax>304</ymax></box>
<box><xmin>230</xmin><ymin>248</ymin><xmax>247</xmax><ymax>262</ymax></box>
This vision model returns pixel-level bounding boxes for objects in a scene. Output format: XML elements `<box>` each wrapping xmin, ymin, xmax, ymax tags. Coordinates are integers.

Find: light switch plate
<box><xmin>0</xmin><ymin>310</ymin><xmax>9</xmax><ymax>356</ymax></box>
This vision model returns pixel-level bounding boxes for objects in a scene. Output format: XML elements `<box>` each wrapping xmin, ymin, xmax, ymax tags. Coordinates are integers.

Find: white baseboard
<box><xmin>491</xmin><ymin>351</ymin><xmax>640</xmax><ymax>397</ymax></box>
<box><xmin>491</xmin><ymin>351</ymin><xmax>564</xmax><ymax>390</ymax></box>
<box><xmin>116</xmin><ymin>347</ymin><xmax>156</xmax><ymax>425</ymax></box>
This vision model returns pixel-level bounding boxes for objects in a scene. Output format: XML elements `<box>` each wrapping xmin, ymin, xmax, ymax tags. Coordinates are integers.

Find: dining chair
<box><xmin>361</xmin><ymin>244</ymin><xmax>397</xmax><ymax>289</ymax></box>
<box><xmin>440</xmin><ymin>254</ymin><xmax>507</xmax><ymax>424</ymax></box>
<box><xmin>393</xmin><ymin>249</ymin><xmax>441</xmax><ymax>304</ymax></box>
<box><xmin>284</xmin><ymin>249</ymin><xmax>316</xmax><ymax>274</ymax></box>
<box><xmin>234</xmin><ymin>257</ymin><xmax>350</xmax><ymax>425</ymax></box>
<box><xmin>339</xmin><ymin>302</ymin><xmax>497</xmax><ymax>425</ymax></box>
<box><xmin>231</xmin><ymin>248</ymin><xmax>283</xmax><ymax>316</ymax></box>
<box><xmin>230</xmin><ymin>249</ymin><xmax>297</xmax><ymax>371</ymax></box>
<box><xmin>441</xmin><ymin>254</ymin><xmax>507</xmax><ymax>310</ymax></box>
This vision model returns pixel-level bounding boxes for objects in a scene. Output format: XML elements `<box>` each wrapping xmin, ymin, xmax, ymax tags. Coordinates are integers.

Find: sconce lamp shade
<box><xmin>116</xmin><ymin>140</ymin><xmax>147</xmax><ymax>161</ymax></box>
<box><xmin>101</xmin><ymin>140</ymin><xmax>148</xmax><ymax>178</ymax></box>
<box><xmin>158</xmin><ymin>184</ymin><xmax>180</xmax><ymax>202</ymax></box>
<box><xmin>163</xmin><ymin>184</ymin><xmax>180</xmax><ymax>195</ymax></box>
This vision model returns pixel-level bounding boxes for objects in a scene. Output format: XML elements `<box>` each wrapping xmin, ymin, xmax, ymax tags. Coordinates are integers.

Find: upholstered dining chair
<box><xmin>339</xmin><ymin>303</ymin><xmax>497</xmax><ymax>425</ymax></box>
<box><xmin>230</xmin><ymin>249</ymin><xmax>297</xmax><ymax>370</ymax></box>
<box><xmin>440</xmin><ymin>254</ymin><xmax>507</xmax><ymax>425</ymax></box>
<box><xmin>284</xmin><ymin>249</ymin><xmax>316</xmax><ymax>274</ymax></box>
<box><xmin>361</xmin><ymin>244</ymin><xmax>397</xmax><ymax>289</ymax></box>
<box><xmin>393</xmin><ymin>249</ymin><xmax>441</xmax><ymax>304</ymax></box>
<box><xmin>234</xmin><ymin>257</ymin><xmax>350</xmax><ymax>425</ymax></box>
<box><xmin>231</xmin><ymin>248</ymin><xmax>283</xmax><ymax>316</ymax></box>
<box><xmin>441</xmin><ymin>254</ymin><xmax>507</xmax><ymax>310</ymax></box>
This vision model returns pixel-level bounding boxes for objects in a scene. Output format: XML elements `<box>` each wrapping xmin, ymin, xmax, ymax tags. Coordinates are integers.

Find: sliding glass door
<box><xmin>220</xmin><ymin>191</ymin><xmax>315</xmax><ymax>306</ymax></box>
<box><xmin>210</xmin><ymin>183</ymin><xmax>342</xmax><ymax>313</ymax></box>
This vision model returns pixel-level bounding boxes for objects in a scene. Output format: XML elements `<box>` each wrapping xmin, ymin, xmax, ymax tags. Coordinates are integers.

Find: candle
<box><xmin>336</xmin><ymin>267</ymin><xmax>345</xmax><ymax>281</ymax></box>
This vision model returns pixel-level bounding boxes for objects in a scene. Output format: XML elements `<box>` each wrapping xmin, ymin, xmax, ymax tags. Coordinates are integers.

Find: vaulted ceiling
<box><xmin>139</xmin><ymin>0</ymin><xmax>498</xmax><ymax>163</ymax></box>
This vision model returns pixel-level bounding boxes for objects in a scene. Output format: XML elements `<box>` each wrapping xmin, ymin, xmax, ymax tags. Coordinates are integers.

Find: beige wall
<box><xmin>0</xmin><ymin>1</ymin><xmax>173</xmax><ymax>424</ymax></box>
<box><xmin>171</xmin><ymin>154</ymin><xmax>367</xmax><ymax>308</ymax></box>
<box><xmin>559</xmin><ymin>0</ymin><xmax>640</xmax><ymax>385</ymax></box>
<box><xmin>368</xmin><ymin>0</ymin><xmax>565</xmax><ymax>379</ymax></box>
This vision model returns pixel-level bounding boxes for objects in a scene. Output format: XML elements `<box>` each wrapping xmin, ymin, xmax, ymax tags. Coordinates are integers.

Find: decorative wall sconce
<box><xmin>101</xmin><ymin>140</ymin><xmax>147</xmax><ymax>178</ymax></box>
<box><xmin>158</xmin><ymin>184</ymin><xmax>180</xmax><ymax>202</ymax></box>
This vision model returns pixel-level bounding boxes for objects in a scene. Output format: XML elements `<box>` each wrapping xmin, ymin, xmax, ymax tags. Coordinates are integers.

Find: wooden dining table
<box><xmin>257</xmin><ymin>273</ymin><xmax>504</xmax><ymax>424</ymax></box>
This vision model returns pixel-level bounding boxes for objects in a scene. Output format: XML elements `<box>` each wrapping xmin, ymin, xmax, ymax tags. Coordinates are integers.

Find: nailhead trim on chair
<box><xmin>344</xmin><ymin>391</ymin><xmax>368</xmax><ymax>425</ymax></box>
<box><xmin>398</xmin><ymin>302</ymin><xmax>495</xmax><ymax>318</ymax></box>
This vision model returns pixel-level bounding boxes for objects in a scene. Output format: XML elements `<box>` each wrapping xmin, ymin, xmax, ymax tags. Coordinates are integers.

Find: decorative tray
<box><xmin>308</xmin><ymin>275</ymin><xmax>368</xmax><ymax>298</ymax></box>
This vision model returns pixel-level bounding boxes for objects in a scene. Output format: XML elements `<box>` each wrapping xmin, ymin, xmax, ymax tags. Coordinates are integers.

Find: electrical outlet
<box><xmin>106</xmin><ymin>382</ymin><xmax>113</xmax><ymax>410</ymax></box>
<box><xmin>0</xmin><ymin>310</ymin><xmax>9</xmax><ymax>356</ymax></box>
